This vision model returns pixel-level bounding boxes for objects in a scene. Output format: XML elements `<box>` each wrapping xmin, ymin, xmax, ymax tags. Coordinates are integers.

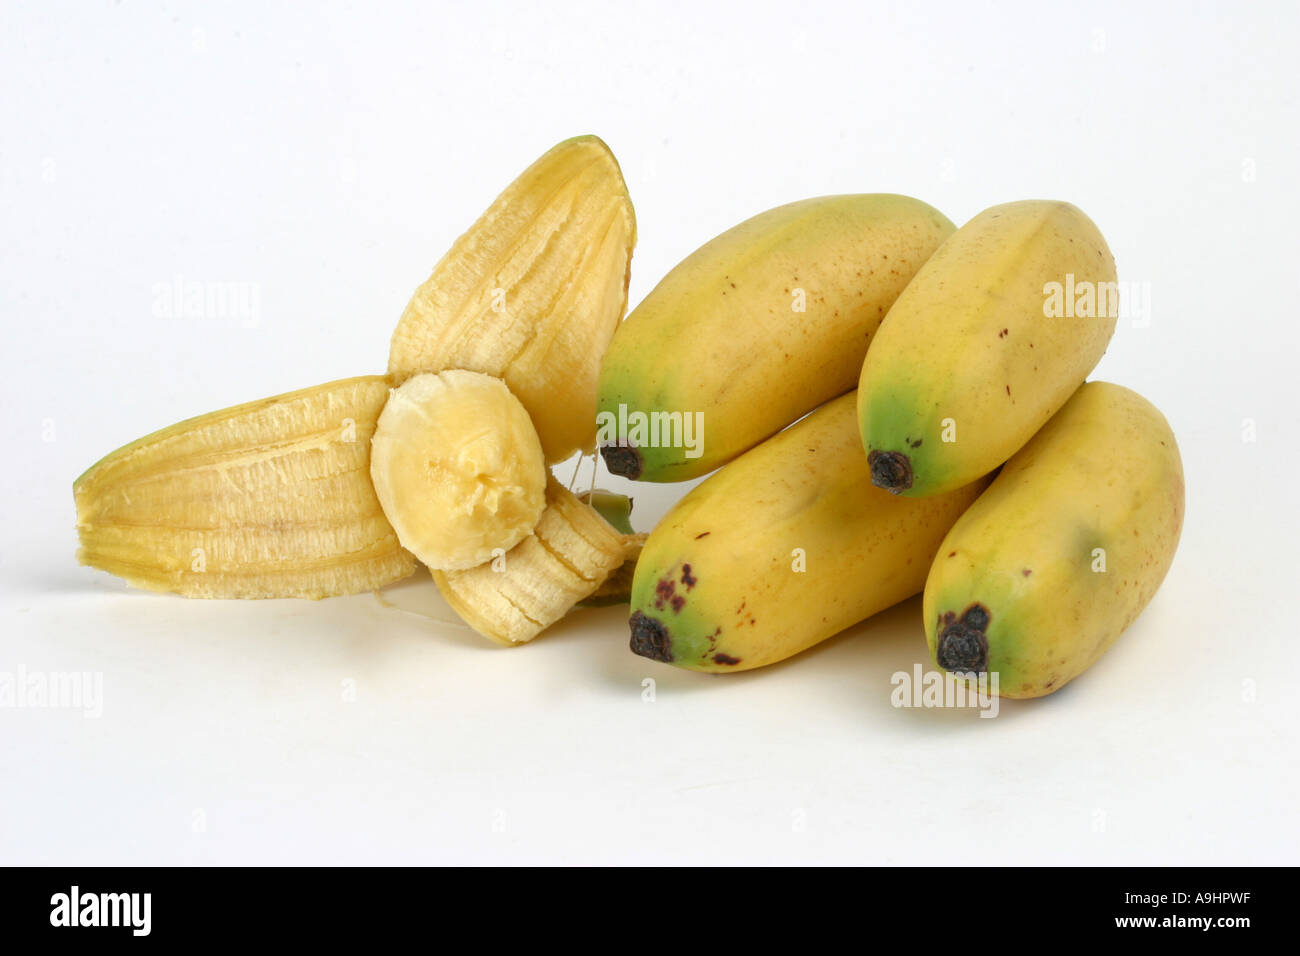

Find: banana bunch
<box><xmin>615</xmin><ymin>196</ymin><xmax>1183</xmax><ymax>695</ymax></box>
<box><xmin>75</xmin><ymin>135</ymin><xmax>639</xmax><ymax>642</ymax></box>
<box><xmin>77</xmin><ymin>134</ymin><xmax>1187</xmax><ymax>697</ymax></box>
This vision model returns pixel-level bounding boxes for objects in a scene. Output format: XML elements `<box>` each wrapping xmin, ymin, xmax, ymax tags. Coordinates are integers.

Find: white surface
<box><xmin>2</xmin><ymin>0</ymin><xmax>1298</xmax><ymax>865</ymax></box>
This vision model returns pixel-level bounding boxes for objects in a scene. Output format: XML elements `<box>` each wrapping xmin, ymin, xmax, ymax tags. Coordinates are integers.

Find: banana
<box><xmin>369</xmin><ymin>370</ymin><xmax>547</xmax><ymax>571</ymax></box>
<box><xmin>858</xmin><ymin>200</ymin><xmax>1117</xmax><ymax>497</ymax></box>
<box><xmin>627</xmin><ymin>393</ymin><xmax>989</xmax><ymax>672</ymax></box>
<box><xmin>923</xmin><ymin>382</ymin><xmax>1184</xmax><ymax>698</ymax></box>
<box><xmin>388</xmin><ymin>135</ymin><xmax>636</xmax><ymax>462</ymax></box>
<box><xmin>433</xmin><ymin>475</ymin><xmax>630</xmax><ymax>644</ymax></box>
<box><xmin>596</xmin><ymin>194</ymin><xmax>954</xmax><ymax>482</ymax></box>
<box><xmin>74</xmin><ymin>376</ymin><xmax>416</xmax><ymax>599</ymax></box>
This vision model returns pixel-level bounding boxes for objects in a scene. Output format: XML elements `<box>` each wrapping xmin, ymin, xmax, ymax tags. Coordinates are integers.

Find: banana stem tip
<box><xmin>868</xmin><ymin>450</ymin><xmax>913</xmax><ymax>493</ymax></box>
<box><xmin>600</xmin><ymin>443</ymin><xmax>643</xmax><ymax>480</ymax></box>
<box><xmin>936</xmin><ymin>604</ymin><xmax>990</xmax><ymax>673</ymax></box>
<box><xmin>629</xmin><ymin>610</ymin><xmax>673</xmax><ymax>662</ymax></box>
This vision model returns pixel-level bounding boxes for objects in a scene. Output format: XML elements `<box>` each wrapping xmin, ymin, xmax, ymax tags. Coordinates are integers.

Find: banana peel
<box><xmin>432</xmin><ymin>476</ymin><xmax>633</xmax><ymax>644</ymax></box>
<box><xmin>74</xmin><ymin>376</ymin><xmax>416</xmax><ymax>599</ymax></box>
<box><xmin>75</xmin><ymin>135</ymin><xmax>636</xmax><ymax>622</ymax></box>
<box><xmin>388</xmin><ymin>135</ymin><xmax>636</xmax><ymax>463</ymax></box>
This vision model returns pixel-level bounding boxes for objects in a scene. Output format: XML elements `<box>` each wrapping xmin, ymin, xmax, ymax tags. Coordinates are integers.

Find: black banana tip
<box><xmin>600</xmin><ymin>443</ymin><xmax>643</xmax><ymax>480</ymax></box>
<box><xmin>629</xmin><ymin>611</ymin><xmax>673</xmax><ymax>662</ymax></box>
<box><xmin>936</xmin><ymin>604</ymin><xmax>991</xmax><ymax>673</ymax></box>
<box><xmin>868</xmin><ymin>450</ymin><xmax>912</xmax><ymax>493</ymax></box>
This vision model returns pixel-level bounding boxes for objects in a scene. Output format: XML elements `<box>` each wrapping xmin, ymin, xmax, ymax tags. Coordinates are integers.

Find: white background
<box><xmin>2</xmin><ymin>0</ymin><xmax>1297</xmax><ymax>865</ymax></box>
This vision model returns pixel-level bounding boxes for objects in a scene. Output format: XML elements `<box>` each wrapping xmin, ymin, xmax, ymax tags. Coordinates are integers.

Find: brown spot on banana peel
<box><xmin>713</xmin><ymin>653</ymin><xmax>741</xmax><ymax>666</ymax></box>
<box><xmin>868</xmin><ymin>450</ymin><xmax>912</xmax><ymax>493</ymax></box>
<box><xmin>936</xmin><ymin>603</ymin><xmax>990</xmax><ymax>673</ymax></box>
<box><xmin>629</xmin><ymin>611</ymin><xmax>673</xmax><ymax>662</ymax></box>
<box><xmin>652</xmin><ymin>576</ymin><xmax>685</xmax><ymax>613</ymax></box>
<box><xmin>599</xmin><ymin>442</ymin><xmax>642</xmax><ymax>479</ymax></box>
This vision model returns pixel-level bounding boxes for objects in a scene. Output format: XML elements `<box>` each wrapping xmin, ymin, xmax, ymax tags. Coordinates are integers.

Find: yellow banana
<box><xmin>433</xmin><ymin>476</ymin><xmax>631</xmax><ymax>645</ymax></box>
<box><xmin>923</xmin><ymin>382</ymin><xmax>1184</xmax><ymax>698</ymax></box>
<box><xmin>628</xmin><ymin>393</ymin><xmax>989</xmax><ymax>671</ymax></box>
<box><xmin>74</xmin><ymin>376</ymin><xmax>416</xmax><ymax>599</ymax></box>
<box><xmin>369</xmin><ymin>370</ymin><xmax>547</xmax><ymax>571</ymax></box>
<box><xmin>858</xmin><ymin>200</ymin><xmax>1117</xmax><ymax>497</ymax></box>
<box><xmin>596</xmin><ymin>194</ymin><xmax>954</xmax><ymax>481</ymax></box>
<box><xmin>388</xmin><ymin>135</ymin><xmax>636</xmax><ymax>462</ymax></box>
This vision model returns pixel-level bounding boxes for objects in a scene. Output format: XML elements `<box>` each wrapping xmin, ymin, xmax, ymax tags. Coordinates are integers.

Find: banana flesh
<box><xmin>369</xmin><ymin>370</ymin><xmax>547</xmax><ymax>571</ymax></box>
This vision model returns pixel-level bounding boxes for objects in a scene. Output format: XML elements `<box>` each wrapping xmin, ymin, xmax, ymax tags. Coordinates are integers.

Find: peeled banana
<box><xmin>596</xmin><ymin>194</ymin><xmax>954</xmax><ymax>481</ymax></box>
<box><xmin>859</xmin><ymin>200</ymin><xmax>1117</xmax><ymax>497</ymax></box>
<box><xmin>432</xmin><ymin>476</ymin><xmax>631</xmax><ymax>644</ymax></box>
<box><xmin>388</xmin><ymin>135</ymin><xmax>637</xmax><ymax>462</ymax></box>
<box><xmin>74</xmin><ymin>376</ymin><xmax>416</xmax><ymax>599</ymax></box>
<box><xmin>628</xmin><ymin>393</ymin><xmax>989</xmax><ymax>671</ymax></box>
<box><xmin>369</xmin><ymin>370</ymin><xmax>547</xmax><ymax>571</ymax></box>
<box><xmin>923</xmin><ymin>382</ymin><xmax>1185</xmax><ymax>698</ymax></box>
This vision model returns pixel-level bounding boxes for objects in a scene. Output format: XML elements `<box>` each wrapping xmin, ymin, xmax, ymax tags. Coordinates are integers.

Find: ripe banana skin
<box><xmin>596</xmin><ymin>194</ymin><xmax>955</xmax><ymax>482</ymax></box>
<box><xmin>388</xmin><ymin>135</ymin><xmax>636</xmax><ymax>463</ymax></box>
<box><xmin>923</xmin><ymin>382</ymin><xmax>1184</xmax><ymax>698</ymax></box>
<box><xmin>369</xmin><ymin>370</ymin><xmax>547</xmax><ymax>571</ymax></box>
<box><xmin>433</xmin><ymin>476</ymin><xmax>631</xmax><ymax>645</ymax></box>
<box><xmin>74</xmin><ymin>376</ymin><xmax>416</xmax><ymax>599</ymax></box>
<box><xmin>627</xmin><ymin>393</ymin><xmax>989</xmax><ymax>672</ymax></box>
<box><xmin>859</xmin><ymin>200</ymin><xmax>1117</xmax><ymax>497</ymax></box>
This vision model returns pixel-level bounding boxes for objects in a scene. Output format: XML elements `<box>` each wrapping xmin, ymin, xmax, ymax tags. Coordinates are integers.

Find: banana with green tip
<box><xmin>597</xmin><ymin>194</ymin><xmax>954</xmax><ymax>482</ymax></box>
<box><xmin>923</xmin><ymin>381</ymin><xmax>1184</xmax><ymax>698</ymax></box>
<box><xmin>628</xmin><ymin>392</ymin><xmax>989</xmax><ymax>671</ymax></box>
<box><xmin>859</xmin><ymin>200</ymin><xmax>1117</xmax><ymax>497</ymax></box>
